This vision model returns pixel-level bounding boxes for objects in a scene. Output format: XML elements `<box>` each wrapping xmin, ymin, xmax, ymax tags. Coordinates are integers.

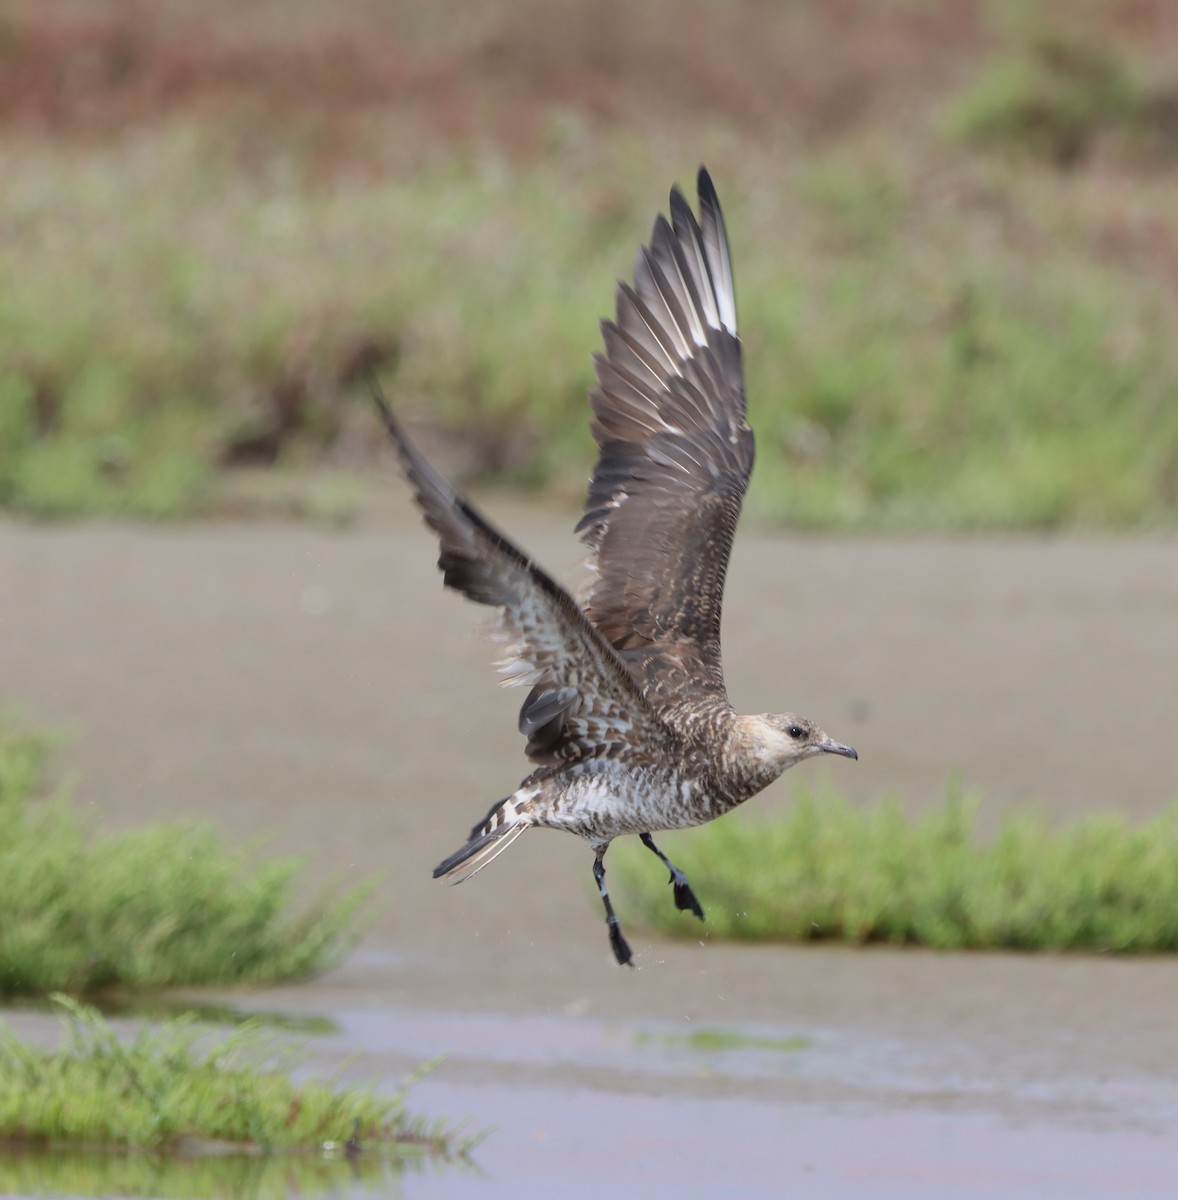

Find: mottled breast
<box><xmin>532</xmin><ymin>759</ymin><xmax>715</xmax><ymax>841</ymax></box>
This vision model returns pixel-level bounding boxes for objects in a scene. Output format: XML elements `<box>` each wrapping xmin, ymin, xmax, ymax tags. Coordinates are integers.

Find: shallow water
<box><xmin>7</xmin><ymin>942</ymin><xmax>1178</xmax><ymax>1198</ymax></box>
<box><xmin>2</xmin><ymin>514</ymin><xmax>1178</xmax><ymax>1196</ymax></box>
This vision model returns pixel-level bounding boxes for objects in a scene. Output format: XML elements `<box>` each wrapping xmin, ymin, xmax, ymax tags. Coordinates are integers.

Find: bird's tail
<box><xmin>432</xmin><ymin>787</ymin><xmax>536</xmax><ymax>884</ymax></box>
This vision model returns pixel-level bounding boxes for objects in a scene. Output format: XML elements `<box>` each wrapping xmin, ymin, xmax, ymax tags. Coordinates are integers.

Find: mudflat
<box><xmin>2</xmin><ymin>512</ymin><xmax>1177</xmax><ymax>1196</ymax></box>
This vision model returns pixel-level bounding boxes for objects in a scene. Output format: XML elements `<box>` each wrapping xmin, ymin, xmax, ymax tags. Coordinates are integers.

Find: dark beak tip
<box><xmin>822</xmin><ymin>739</ymin><xmax>858</xmax><ymax>761</ymax></box>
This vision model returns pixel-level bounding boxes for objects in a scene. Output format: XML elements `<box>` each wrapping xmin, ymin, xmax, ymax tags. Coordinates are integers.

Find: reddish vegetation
<box><xmin>0</xmin><ymin>0</ymin><xmax>994</xmax><ymax>160</ymax></box>
<box><xmin>5</xmin><ymin>0</ymin><xmax>1177</xmax><ymax>174</ymax></box>
<box><xmin>0</xmin><ymin>4</ymin><xmax>419</xmax><ymax>143</ymax></box>
<box><xmin>4</xmin><ymin>0</ymin><xmax>1177</xmax><ymax>163</ymax></box>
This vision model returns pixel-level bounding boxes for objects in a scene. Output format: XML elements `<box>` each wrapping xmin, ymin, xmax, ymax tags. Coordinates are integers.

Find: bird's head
<box><xmin>735</xmin><ymin>712</ymin><xmax>858</xmax><ymax>781</ymax></box>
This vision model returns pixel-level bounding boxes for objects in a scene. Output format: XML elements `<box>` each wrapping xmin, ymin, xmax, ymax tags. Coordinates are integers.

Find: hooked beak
<box><xmin>819</xmin><ymin>737</ymin><xmax>858</xmax><ymax>761</ymax></box>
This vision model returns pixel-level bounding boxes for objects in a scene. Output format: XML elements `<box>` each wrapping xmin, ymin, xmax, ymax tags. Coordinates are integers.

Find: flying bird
<box><xmin>372</xmin><ymin>168</ymin><xmax>857</xmax><ymax>966</ymax></box>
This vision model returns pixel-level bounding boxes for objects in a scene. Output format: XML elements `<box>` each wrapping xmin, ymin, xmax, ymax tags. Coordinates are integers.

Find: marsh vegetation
<box><xmin>615</xmin><ymin>786</ymin><xmax>1178</xmax><ymax>952</ymax></box>
<box><xmin>1</xmin><ymin>1</ymin><xmax>1176</xmax><ymax>527</ymax></box>
<box><xmin>0</xmin><ymin>997</ymin><xmax>472</xmax><ymax>1160</ymax></box>
<box><xmin>0</xmin><ymin>719</ymin><xmax>372</xmax><ymax>995</ymax></box>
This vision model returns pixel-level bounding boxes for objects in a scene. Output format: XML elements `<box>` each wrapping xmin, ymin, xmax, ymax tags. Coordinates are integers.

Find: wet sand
<box><xmin>2</xmin><ymin>511</ymin><xmax>1178</xmax><ymax>1196</ymax></box>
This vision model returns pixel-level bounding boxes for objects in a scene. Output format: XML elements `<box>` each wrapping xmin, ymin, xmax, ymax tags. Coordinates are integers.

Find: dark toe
<box><xmin>674</xmin><ymin>881</ymin><xmax>705</xmax><ymax>921</ymax></box>
<box><xmin>608</xmin><ymin>921</ymin><xmax>634</xmax><ymax>966</ymax></box>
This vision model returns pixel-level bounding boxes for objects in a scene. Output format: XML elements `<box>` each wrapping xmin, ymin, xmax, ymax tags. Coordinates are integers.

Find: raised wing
<box><xmin>576</xmin><ymin>168</ymin><xmax>754</xmax><ymax>719</ymax></box>
<box><xmin>370</xmin><ymin>380</ymin><xmax>670</xmax><ymax>768</ymax></box>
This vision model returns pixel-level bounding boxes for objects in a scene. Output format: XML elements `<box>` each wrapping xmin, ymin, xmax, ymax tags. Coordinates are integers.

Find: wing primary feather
<box><xmin>634</xmin><ymin>248</ymin><xmax>692</xmax><ymax>360</ymax></box>
<box><xmin>650</xmin><ymin>213</ymin><xmax>709</xmax><ymax>346</ymax></box>
<box><xmin>600</xmin><ymin>321</ymin><xmax>668</xmax><ymax>390</ymax></box>
<box><xmin>668</xmin><ymin>185</ymin><xmax>721</xmax><ymax>331</ymax></box>
<box><xmin>696</xmin><ymin>167</ymin><xmax>737</xmax><ymax>335</ymax></box>
<box><xmin>616</xmin><ymin>283</ymin><xmax>679</xmax><ymax>375</ymax></box>
<box><xmin>367</xmin><ymin>371</ymin><xmax>563</xmax><ymax>608</ymax></box>
<box><xmin>368</xmin><ymin>376</ymin><xmax>533</xmax><ymax>604</ymax></box>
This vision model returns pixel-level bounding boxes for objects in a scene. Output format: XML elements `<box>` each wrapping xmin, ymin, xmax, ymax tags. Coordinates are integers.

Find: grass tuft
<box><xmin>0</xmin><ymin>719</ymin><xmax>373</xmax><ymax>995</ymax></box>
<box><xmin>614</xmin><ymin>785</ymin><xmax>1178</xmax><ymax>953</ymax></box>
<box><xmin>0</xmin><ymin>996</ymin><xmax>473</xmax><ymax>1160</ymax></box>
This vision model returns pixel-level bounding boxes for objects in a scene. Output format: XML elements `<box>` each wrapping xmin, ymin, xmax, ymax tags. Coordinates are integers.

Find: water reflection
<box><xmin>0</xmin><ymin>1145</ymin><xmax>470</xmax><ymax>1199</ymax></box>
<box><xmin>0</xmin><ymin>992</ymin><xmax>338</xmax><ymax>1036</ymax></box>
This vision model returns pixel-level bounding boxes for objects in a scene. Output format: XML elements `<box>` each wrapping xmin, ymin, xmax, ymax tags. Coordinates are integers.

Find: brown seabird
<box><xmin>372</xmin><ymin>169</ymin><xmax>857</xmax><ymax>966</ymax></box>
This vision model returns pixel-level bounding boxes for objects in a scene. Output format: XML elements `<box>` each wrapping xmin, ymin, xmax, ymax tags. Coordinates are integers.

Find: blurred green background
<box><xmin>1</xmin><ymin>0</ymin><xmax>1176</xmax><ymax>528</ymax></box>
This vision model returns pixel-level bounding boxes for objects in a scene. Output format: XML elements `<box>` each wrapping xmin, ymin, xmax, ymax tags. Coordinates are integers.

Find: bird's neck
<box><xmin>718</xmin><ymin>713</ymin><xmax>797</xmax><ymax>802</ymax></box>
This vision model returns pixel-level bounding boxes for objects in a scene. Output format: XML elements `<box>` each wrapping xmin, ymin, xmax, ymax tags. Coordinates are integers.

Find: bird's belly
<box><xmin>536</xmin><ymin>763</ymin><xmax>710</xmax><ymax>841</ymax></box>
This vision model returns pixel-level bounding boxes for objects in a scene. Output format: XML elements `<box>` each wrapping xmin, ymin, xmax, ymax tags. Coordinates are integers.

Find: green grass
<box><xmin>0</xmin><ymin>996</ymin><xmax>472</xmax><ymax>1162</ymax></box>
<box><xmin>613</xmin><ymin>786</ymin><xmax>1178</xmax><ymax>953</ymax></box>
<box><xmin>1</xmin><ymin>2</ymin><xmax>1177</xmax><ymax>528</ymax></box>
<box><xmin>2</xmin><ymin>132</ymin><xmax>1176</xmax><ymax>530</ymax></box>
<box><xmin>0</xmin><ymin>719</ymin><xmax>373</xmax><ymax>995</ymax></box>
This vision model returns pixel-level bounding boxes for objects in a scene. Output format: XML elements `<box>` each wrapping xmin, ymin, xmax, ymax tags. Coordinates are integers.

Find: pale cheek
<box><xmin>763</xmin><ymin>736</ymin><xmax>798</xmax><ymax>771</ymax></box>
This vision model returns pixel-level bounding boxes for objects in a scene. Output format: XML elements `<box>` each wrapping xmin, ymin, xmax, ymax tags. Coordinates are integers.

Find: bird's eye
<box><xmin>786</xmin><ymin>725</ymin><xmax>806</xmax><ymax>740</ymax></box>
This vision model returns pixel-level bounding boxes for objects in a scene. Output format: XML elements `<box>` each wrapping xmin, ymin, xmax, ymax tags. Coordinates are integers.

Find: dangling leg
<box><xmin>592</xmin><ymin>845</ymin><xmax>633</xmax><ymax>967</ymax></box>
<box><xmin>640</xmin><ymin>833</ymin><xmax>704</xmax><ymax>920</ymax></box>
